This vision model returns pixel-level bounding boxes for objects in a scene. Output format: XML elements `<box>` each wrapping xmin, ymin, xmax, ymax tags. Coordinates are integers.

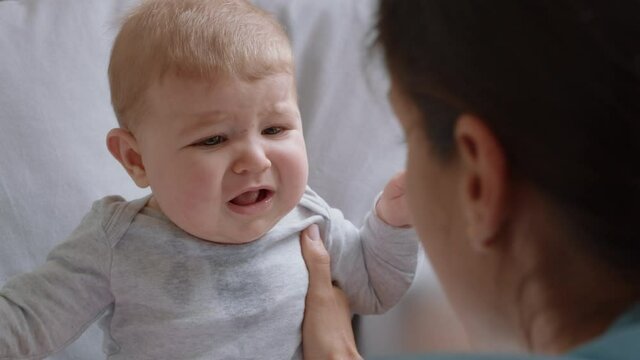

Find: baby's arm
<box><xmin>322</xmin><ymin>172</ymin><xmax>419</xmax><ymax>315</ymax></box>
<box><xmin>0</xmin><ymin>209</ymin><xmax>114</xmax><ymax>358</ymax></box>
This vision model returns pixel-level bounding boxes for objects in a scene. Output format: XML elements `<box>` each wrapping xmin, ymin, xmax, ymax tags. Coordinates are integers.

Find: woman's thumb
<box><xmin>300</xmin><ymin>224</ymin><xmax>333</xmax><ymax>294</ymax></box>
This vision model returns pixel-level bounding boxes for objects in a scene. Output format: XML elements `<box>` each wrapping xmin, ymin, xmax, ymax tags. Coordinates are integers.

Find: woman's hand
<box><xmin>300</xmin><ymin>224</ymin><xmax>362</xmax><ymax>360</ymax></box>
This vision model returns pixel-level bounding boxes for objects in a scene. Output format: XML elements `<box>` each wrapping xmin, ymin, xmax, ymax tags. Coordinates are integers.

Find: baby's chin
<box><xmin>202</xmin><ymin>232</ymin><xmax>267</xmax><ymax>245</ymax></box>
<box><xmin>200</xmin><ymin>196</ymin><xmax>303</xmax><ymax>245</ymax></box>
<box><xmin>191</xmin><ymin>219</ymin><xmax>281</xmax><ymax>245</ymax></box>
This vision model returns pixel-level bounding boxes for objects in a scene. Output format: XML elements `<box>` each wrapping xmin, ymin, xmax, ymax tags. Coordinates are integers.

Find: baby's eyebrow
<box><xmin>260</xmin><ymin>102</ymin><xmax>299</xmax><ymax>118</ymax></box>
<box><xmin>178</xmin><ymin>111</ymin><xmax>228</xmax><ymax>137</ymax></box>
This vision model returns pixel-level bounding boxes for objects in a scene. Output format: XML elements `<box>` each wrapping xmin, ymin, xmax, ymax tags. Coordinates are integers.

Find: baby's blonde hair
<box><xmin>108</xmin><ymin>0</ymin><xmax>293</xmax><ymax>129</ymax></box>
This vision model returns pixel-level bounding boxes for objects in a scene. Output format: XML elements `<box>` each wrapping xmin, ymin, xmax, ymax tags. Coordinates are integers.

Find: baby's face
<box><xmin>135</xmin><ymin>72</ymin><xmax>308</xmax><ymax>244</ymax></box>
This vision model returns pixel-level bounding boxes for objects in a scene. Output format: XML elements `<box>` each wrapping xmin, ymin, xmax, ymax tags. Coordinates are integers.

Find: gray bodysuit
<box><xmin>0</xmin><ymin>187</ymin><xmax>418</xmax><ymax>359</ymax></box>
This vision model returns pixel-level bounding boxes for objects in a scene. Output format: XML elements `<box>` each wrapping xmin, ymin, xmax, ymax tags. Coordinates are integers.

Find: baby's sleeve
<box><xmin>323</xmin><ymin>202</ymin><xmax>419</xmax><ymax>315</ymax></box>
<box><xmin>0</xmin><ymin>201</ymin><xmax>116</xmax><ymax>359</ymax></box>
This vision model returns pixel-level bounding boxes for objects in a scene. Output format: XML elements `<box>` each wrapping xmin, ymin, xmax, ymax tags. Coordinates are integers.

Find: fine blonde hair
<box><xmin>108</xmin><ymin>0</ymin><xmax>293</xmax><ymax>129</ymax></box>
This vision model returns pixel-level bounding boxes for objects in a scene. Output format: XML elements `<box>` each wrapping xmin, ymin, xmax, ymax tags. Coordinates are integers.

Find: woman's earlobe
<box><xmin>455</xmin><ymin>114</ymin><xmax>509</xmax><ymax>251</ymax></box>
<box><xmin>106</xmin><ymin>128</ymin><xmax>150</xmax><ymax>188</ymax></box>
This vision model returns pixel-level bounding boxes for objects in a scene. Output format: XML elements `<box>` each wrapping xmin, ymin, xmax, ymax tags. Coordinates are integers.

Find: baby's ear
<box><xmin>106</xmin><ymin>128</ymin><xmax>150</xmax><ymax>188</ymax></box>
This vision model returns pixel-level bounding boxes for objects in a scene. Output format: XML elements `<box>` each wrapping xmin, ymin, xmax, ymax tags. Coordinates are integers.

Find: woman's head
<box><xmin>378</xmin><ymin>0</ymin><xmax>640</xmax><ymax>351</ymax></box>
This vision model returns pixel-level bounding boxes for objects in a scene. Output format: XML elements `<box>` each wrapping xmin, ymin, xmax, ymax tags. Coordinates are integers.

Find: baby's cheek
<box><xmin>280</xmin><ymin>140</ymin><xmax>308</xmax><ymax>181</ymax></box>
<box><xmin>183</xmin><ymin>168</ymin><xmax>223</xmax><ymax>200</ymax></box>
<box><xmin>175</xmin><ymin>174</ymin><xmax>224</xmax><ymax>230</ymax></box>
<box><xmin>278</xmin><ymin>158</ymin><xmax>308</xmax><ymax>211</ymax></box>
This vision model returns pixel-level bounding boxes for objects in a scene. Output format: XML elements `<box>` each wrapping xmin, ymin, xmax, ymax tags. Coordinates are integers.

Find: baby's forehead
<box><xmin>142</xmin><ymin>70</ymin><xmax>298</xmax><ymax>119</ymax></box>
<box><xmin>152</xmin><ymin>69</ymin><xmax>295</xmax><ymax>95</ymax></box>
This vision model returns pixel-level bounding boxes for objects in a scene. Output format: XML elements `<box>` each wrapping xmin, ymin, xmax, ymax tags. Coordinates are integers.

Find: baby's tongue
<box><xmin>231</xmin><ymin>190</ymin><xmax>260</xmax><ymax>206</ymax></box>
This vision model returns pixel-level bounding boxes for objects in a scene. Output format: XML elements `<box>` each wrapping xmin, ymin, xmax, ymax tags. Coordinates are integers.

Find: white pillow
<box><xmin>0</xmin><ymin>0</ymin><xmax>456</xmax><ymax>358</ymax></box>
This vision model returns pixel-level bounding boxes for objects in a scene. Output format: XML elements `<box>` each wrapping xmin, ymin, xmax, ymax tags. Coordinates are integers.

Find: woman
<box><xmin>299</xmin><ymin>0</ymin><xmax>640</xmax><ymax>359</ymax></box>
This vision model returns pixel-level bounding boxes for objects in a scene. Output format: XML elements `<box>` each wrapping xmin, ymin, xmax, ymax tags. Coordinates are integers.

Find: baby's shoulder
<box><xmin>298</xmin><ymin>186</ymin><xmax>332</xmax><ymax>218</ymax></box>
<box><xmin>90</xmin><ymin>195</ymin><xmax>128</xmax><ymax>217</ymax></box>
<box><xmin>90</xmin><ymin>195</ymin><xmax>142</xmax><ymax>219</ymax></box>
<box><xmin>86</xmin><ymin>195</ymin><xmax>150</xmax><ymax>239</ymax></box>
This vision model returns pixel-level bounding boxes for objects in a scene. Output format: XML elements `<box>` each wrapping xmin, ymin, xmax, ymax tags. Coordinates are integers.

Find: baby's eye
<box><xmin>262</xmin><ymin>127</ymin><xmax>284</xmax><ymax>136</ymax></box>
<box><xmin>196</xmin><ymin>135</ymin><xmax>226</xmax><ymax>147</ymax></box>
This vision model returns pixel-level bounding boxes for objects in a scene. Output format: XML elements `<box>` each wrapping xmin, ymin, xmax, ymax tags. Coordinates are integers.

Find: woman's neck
<box><xmin>524</xmin><ymin>286</ymin><xmax>635</xmax><ymax>353</ymax></box>
<box><xmin>502</xmin><ymin>188</ymin><xmax>638</xmax><ymax>354</ymax></box>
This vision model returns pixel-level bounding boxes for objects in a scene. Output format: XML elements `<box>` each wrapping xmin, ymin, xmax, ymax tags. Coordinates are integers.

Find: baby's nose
<box><xmin>231</xmin><ymin>143</ymin><xmax>271</xmax><ymax>174</ymax></box>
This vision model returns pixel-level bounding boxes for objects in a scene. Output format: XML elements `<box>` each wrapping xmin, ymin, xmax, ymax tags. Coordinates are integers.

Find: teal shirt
<box><xmin>379</xmin><ymin>303</ymin><xmax>640</xmax><ymax>360</ymax></box>
<box><xmin>571</xmin><ymin>303</ymin><xmax>640</xmax><ymax>359</ymax></box>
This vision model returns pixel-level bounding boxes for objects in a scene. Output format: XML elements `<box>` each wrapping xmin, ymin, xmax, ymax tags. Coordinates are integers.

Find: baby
<box><xmin>0</xmin><ymin>0</ymin><xmax>418</xmax><ymax>359</ymax></box>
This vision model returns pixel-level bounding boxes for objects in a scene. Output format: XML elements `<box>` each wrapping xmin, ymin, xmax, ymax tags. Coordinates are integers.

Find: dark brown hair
<box><xmin>377</xmin><ymin>0</ymin><xmax>640</xmax><ymax>278</ymax></box>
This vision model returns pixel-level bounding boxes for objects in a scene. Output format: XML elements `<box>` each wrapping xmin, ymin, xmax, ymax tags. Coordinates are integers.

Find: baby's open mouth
<box><xmin>229</xmin><ymin>189</ymin><xmax>272</xmax><ymax>206</ymax></box>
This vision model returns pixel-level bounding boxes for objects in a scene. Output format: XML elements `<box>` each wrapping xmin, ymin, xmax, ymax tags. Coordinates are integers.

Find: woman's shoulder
<box><xmin>378</xmin><ymin>304</ymin><xmax>640</xmax><ymax>360</ymax></box>
<box><xmin>373</xmin><ymin>355</ymin><xmax>565</xmax><ymax>360</ymax></box>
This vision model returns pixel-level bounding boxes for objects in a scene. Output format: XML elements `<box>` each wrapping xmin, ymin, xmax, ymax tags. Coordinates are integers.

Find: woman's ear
<box><xmin>106</xmin><ymin>128</ymin><xmax>150</xmax><ymax>188</ymax></box>
<box><xmin>455</xmin><ymin>114</ymin><xmax>509</xmax><ymax>251</ymax></box>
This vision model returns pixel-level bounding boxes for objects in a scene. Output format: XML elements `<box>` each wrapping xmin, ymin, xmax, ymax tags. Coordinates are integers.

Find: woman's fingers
<box><xmin>300</xmin><ymin>224</ymin><xmax>333</xmax><ymax>299</ymax></box>
<box><xmin>300</xmin><ymin>225</ymin><xmax>362</xmax><ymax>360</ymax></box>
